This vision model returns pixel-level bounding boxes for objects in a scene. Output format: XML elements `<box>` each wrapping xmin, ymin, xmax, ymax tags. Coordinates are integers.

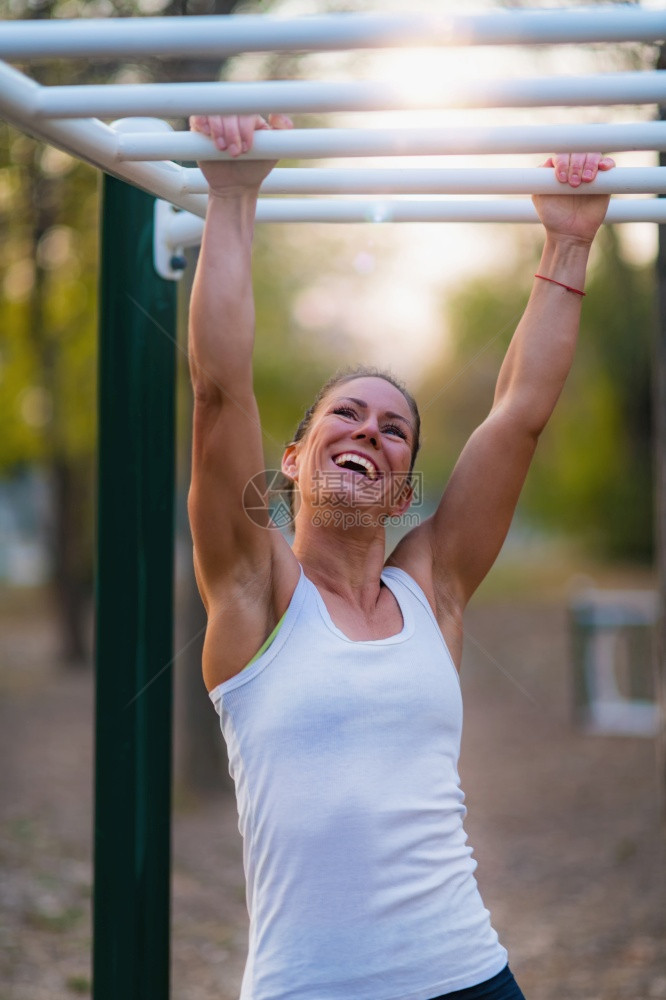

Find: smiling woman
<box><xmin>279</xmin><ymin>363</ymin><xmax>421</xmax><ymax>519</ymax></box>
<box><xmin>281</xmin><ymin>372</ymin><xmax>418</xmax><ymax>536</ymax></box>
<box><xmin>186</xmin><ymin>111</ymin><xmax>613</xmax><ymax>1000</ymax></box>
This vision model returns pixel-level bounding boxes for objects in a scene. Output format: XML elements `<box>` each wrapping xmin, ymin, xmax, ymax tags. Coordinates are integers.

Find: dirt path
<box><xmin>1</xmin><ymin>587</ymin><xmax>664</xmax><ymax>1000</ymax></box>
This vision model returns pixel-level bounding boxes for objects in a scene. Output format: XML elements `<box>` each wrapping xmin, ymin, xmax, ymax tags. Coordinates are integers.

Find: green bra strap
<box><xmin>243</xmin><ymin>610</ymin><xmax>288</xmax><ymax>671</ymax></box>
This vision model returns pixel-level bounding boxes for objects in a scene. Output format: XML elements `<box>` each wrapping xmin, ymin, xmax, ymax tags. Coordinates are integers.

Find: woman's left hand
<box><xmin>532</xmin><ymin>152</ymin><xmax>615</xmax><ymax>245</ymax></box>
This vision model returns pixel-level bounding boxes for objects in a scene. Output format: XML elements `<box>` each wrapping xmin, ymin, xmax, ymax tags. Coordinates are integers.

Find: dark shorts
<box><xmin>429</xmin><ymin>964</ymin><xmax>526</xmax><ymax>1000</ymax></box>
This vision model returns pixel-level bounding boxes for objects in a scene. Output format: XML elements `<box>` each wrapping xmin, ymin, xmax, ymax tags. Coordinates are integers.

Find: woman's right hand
<box><xmin>532</xmin><ymin>152</ymin><xmax>615</xmax><ymax>246</ymax></box>
<box><xmin>190</xmin><ymin>113</ymin><xmax>293</xmax><ymax>196</ymax></box>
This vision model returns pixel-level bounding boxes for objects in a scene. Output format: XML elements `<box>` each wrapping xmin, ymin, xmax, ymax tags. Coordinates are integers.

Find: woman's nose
<box><xmin>353</xmin><ymin>418</ymin><xmax>380</xmax><ymax>447</ymax></box>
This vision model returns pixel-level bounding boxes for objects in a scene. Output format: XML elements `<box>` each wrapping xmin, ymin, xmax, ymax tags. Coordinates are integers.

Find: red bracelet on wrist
<box><xmin>534</xmin><ymin>273</ymin><xmax>586</xmax><ymax>296</ymax></box>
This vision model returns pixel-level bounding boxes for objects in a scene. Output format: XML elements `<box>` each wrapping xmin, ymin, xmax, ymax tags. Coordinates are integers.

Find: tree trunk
<box><xmin>50</xmin><ymin>456</ymin><xmax>93</xmax><ymax>665</ymax></box>
<box><xmin>25</xmin><ymin>142</ymin><xmax>94</xmax><ymax>668</ymax></box>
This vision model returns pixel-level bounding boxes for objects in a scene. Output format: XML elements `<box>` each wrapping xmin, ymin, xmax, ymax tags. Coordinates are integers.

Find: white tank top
<box><xmin>209</xmin><ymin>566</ymin><xmax>507</xmax><ymax>1000</ymax></box>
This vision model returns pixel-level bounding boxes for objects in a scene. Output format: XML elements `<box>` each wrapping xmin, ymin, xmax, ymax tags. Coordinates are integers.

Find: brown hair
<box><xmin>284</xmin><ymin>365</ymin><xmax>421</xmax><ymax>518</ymax></box>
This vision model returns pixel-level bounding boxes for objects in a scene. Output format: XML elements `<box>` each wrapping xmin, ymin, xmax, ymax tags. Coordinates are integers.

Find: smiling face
<box><xmin>282</xmin><ymin>376</ymin><xmax>417</xmax><ymax>523</ymax></box>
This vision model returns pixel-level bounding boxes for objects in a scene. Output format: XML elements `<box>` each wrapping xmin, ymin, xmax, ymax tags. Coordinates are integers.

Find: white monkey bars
<box><xmin>116</xmin><ymin>122</ymin><xmax>666</xmax><ymax>161</ymax></box>
<box><xmin>31</xmin><ymin>73</ymin><xmax>666</xmax><ymax>118</ymax></box>
<box><xmin>1</xmin><ymin>8</ymin><xmax>666</xmax><ymax>59</ymax></box>
<box><xmin>158</xmin><ymin>198</ymin><xmax>666</xmax><ymax>253</ymax></box>
<box><xmin>0</xmin><ymin>62</ymin><xmax>205</xmax><ymax>218</ymax></box>
<box><xmin>184</xmin><ymin>166</ymin><xmax>666</xmax><ymax>196</ymax></box>
<box><xmin>2</xmin><ymin>5</ymin><xmax>666</xmax><ymax>247</ymax></box>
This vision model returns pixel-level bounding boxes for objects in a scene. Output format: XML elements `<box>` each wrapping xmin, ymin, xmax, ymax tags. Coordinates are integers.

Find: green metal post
<box><xmin>93</xmin><ymin>175</ymin><xmax>176</xmax><ymax>1000</ymax></box>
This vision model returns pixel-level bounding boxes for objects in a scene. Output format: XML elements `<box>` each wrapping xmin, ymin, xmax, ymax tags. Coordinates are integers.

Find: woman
<box><xmin>188</xmin><ymin>112</ymin><xmax>614</xmax><ymax>1000</ymax></box>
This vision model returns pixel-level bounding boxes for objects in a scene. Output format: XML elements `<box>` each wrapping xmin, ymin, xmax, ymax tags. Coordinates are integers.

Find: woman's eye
<box><xmin>384</xmin><ymin>424</ymin><xmax>407</xmax><ymax>439</ymax></box>
<box><xmin>333</xmin><ymin>407</ymin><xmax>356</xmax><ymax>418</ymax></box>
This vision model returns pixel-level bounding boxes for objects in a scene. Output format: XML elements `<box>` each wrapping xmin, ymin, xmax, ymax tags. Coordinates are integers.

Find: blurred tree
<box><xmin>0</xmin><ymin>0</ymin><xmax>273</xmax><ymax>666</ymax></box>
<box><xmin>418</xmin><ymin>227</ymin><xmax>655</xmax><ymax>562</ymax></box>
<box><xmin>1</xmin><ymin>116</ymin><xmax>99</xmax><ymax>664</ymax></box>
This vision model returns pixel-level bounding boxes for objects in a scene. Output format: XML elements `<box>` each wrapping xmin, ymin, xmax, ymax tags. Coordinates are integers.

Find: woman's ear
<box><xmin>391</xmin><ymin>480</ymin><xmax>414</xmax><ymax>518</ymax></box>
<box><xmin>281</xmin><ymin>443</ymin><xmax>299</xmax><ymax>482</ymax></box>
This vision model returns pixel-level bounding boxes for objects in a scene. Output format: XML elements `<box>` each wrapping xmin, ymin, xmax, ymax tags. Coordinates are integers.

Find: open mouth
<box><xmin>333</xmin><ymin>452</ymin><xmax>380</xmax><ymax>480</ymax></box>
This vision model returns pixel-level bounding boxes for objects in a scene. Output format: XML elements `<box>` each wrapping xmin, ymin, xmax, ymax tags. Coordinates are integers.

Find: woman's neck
<box><xmin>291</xmin><ymin>517</ymin><xmax>388</xmax><ymax>607</ymax></box>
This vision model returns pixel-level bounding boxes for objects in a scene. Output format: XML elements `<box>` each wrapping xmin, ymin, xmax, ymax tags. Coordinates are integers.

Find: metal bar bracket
<box><xmin>154</xmin><ymin>199</ymin><xmax>187</xmax><ymax>280</ymax></box>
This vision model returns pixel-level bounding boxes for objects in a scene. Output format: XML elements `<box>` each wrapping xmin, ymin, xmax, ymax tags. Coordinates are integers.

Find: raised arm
<box><xmin>187</xmin><ymin>114</ymin><xmax>298</xmax><ymax>685</ymax></box>
<box><xmin>396</xmin><ymin>153</ymin><xmax>614</xmax><ymax>620</ymax></box>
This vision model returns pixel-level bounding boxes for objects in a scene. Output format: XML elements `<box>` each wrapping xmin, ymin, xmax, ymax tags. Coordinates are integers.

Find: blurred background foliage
<box><xmin>0</xmin><ymin>0</ymin><xmax>658</xmax><ymax>683</ymax></box>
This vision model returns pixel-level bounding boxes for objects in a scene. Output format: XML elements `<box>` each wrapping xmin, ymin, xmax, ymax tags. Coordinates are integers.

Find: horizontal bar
<box><xmin>2</xmin><ymin>8</ymin><xmax>666</xmax><ymax>60</ymax></box>
<box><xmin>117</xmin><ymin>121</ymin><xmax>666</xmax><ymax>161</ymax></box>
<box><xmin>179</xmin><ymin>166</ymin><xmax>666</xmax><ymax>196</ymax></box>
<box><xmin>254</xmin><ymin>198</ymin><xmax>666</xmax><ymax>224</ymax></box>
<box><xmin>0</xmin><ymin>62</ymin><xmax>206</xmax><ymax>217</ymax></box>
<box><xmin>162</xmin><ymin>198</ymin><xmax>666</xmax><ymax>237</ymax></box>
<box><xmin>35</xmin><ymin>72</ymin><xmax>666</xmax><ymax>118</ymax></box>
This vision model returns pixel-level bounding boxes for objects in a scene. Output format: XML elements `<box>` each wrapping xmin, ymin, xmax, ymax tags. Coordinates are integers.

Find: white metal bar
<box><xmin>2</xmin><ymin>9</ymin><xmax>666</xmax><ymax>60</ymax></box>
<box><xmin>179</xmin><ymin>166</ymin><xmax>666</xmax><ymax>196</ymax></box>
<box><xmin>162</xmin><ymin>198</ymin><xmax>666</xmax><ymax>235</ymax></box>
<box><xmin>260</xmin><ymin>198</ymin><xmax>525</xmax><ymax>225</ymax></box>
<box><xmin>254</xmin><ymin>198</ymin><xmax>666</xmax><ymax>224</ymax></box>
<box><xmin>0</xmin><ymin>61</ymin><xmax>204</xmax><ymax>217</ymax></box>
<box><xmin>34</xmin><ymin>72</ymin><xmax>666</xmax><ymax>119</ymax></box>
<box><xmin>117</xmin><ymin>122</ymin><xmax>666</xmax><ymax>161</ymax></box>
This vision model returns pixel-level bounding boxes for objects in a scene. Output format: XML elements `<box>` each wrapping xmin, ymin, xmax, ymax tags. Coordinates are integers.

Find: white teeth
<box><xmin>333</xmin><ymin>452</ymin><xmax>378</xmax><ymax>479</ymax></box>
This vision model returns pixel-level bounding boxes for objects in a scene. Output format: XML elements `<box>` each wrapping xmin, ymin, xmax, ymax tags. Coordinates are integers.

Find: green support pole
<box><xmin>93</xmin><ymin>175</ymin><xmax>176</xmax><ymax>1000</ymax></box>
